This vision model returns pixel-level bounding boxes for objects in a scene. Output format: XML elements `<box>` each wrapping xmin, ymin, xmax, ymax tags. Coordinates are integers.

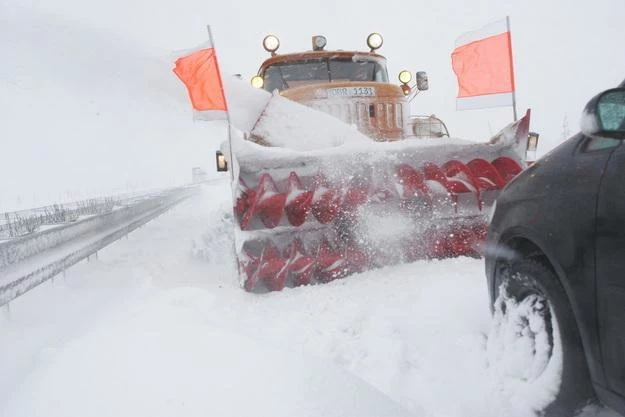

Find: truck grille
<box><xmin>310</xmin><ymin>101</ymin><xmax>404</xmax><ymax>136</ymax></box>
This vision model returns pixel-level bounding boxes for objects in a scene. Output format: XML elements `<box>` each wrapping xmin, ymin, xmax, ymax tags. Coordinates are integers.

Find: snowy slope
<box><xmin>0</xmin><ymin>182</ymin><xmax>617</xmax><ymax>417</ymax></box>
<box><xmin>0</xmin><ymin>4</ymin><xmax>221</xmax><ymax>211</ymax></box>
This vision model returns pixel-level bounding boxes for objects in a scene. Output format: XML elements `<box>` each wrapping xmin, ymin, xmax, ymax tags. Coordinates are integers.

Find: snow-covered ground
<box><xmin>3</xmin><ymin>0</ymin><xmax>623</xmax><ymax>412</ymax></box>
<box><xmin>0</xmin><ymin>181</ymin><xmax>617</xmax><ymax>417</ymax></box>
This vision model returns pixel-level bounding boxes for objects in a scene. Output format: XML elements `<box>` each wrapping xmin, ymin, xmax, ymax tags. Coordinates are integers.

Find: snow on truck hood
<box><xmin>223</xmin><ymin>77</ymin><xmax>521</xmax><ymax>165</ymax></box>
<box><xmin>251</xmin><ymin>93</ymin><xmax>373</xmax><ymax>150</ymax></box>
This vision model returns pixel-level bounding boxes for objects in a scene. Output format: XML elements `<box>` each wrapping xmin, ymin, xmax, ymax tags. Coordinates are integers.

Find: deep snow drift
<box><xmin>0</xmin><ymin>181</ymin><xmax>616</xmax><ymax>417</ymax></box>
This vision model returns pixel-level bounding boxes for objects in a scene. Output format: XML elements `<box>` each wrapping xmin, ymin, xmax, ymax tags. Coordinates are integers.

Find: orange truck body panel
<box><xmin>256</xmin><ymin>50</ymin><xmax>409</xmax><ymax>141</ymax></box>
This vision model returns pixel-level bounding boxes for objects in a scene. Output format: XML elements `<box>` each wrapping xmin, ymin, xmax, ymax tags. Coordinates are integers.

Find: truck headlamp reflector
<box><xmin>312</xmin><ymin>35</ymin><xmax>327</xmax><ymax>51</ymax></box>
<box><xmin>251</xmin><ymin>75</ymin><xmax>264</xmax><ymax>89</ymax></box>
<box><xmin>366</xmin><ymin>33</ymin><xmax>383</xmax><ymax>51</ymax></box>
<box><xmin>216</xmin><ymin>150</ymin><xmax>228</xmax><ymax>172</ymax></box>
<box><xmin>263</xmin><ymin>35</ymin><xmax>280</xmax><ymax>54</ymax></box>
<box><xmin>399</xmin><ymin>70</ymin><xmax>412</xmax><ymax>84</ymax></box>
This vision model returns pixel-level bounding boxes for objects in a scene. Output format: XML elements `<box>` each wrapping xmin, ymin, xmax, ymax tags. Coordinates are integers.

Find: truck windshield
<box><xmin>262</xmin><ymin>58</ymin><xmax>389</xmax><ymax>92</ymax></box>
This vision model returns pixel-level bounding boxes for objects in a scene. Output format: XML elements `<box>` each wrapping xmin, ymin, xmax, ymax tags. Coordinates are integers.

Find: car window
<box><xmin>583</xmin><ymin>136</ymin><xmax>622</xmax><ymax>152</ymax></box>
<box><xmin>597</xmin><ymin>91</ymin><xmax>625</xmax><ymax>130</ymax></box>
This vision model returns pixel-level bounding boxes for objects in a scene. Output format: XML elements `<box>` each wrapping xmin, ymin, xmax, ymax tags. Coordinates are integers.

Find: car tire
<box><xmin>490</xmin><ymin>259</ymin><xmax>595</xmax><ymax>417</ymax></box>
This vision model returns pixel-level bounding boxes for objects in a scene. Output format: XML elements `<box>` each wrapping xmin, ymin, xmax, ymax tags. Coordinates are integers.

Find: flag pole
<box><xmin>206</xmin><ymin>25</ymin><xmax>235</xmax><ymax>182</ymax></box>
<box><xmin>506</xmin><ymin>16</ymin><xmax>518</xmax><ymax>121</ymax></box>
<box><xmin>206</xmin><ymin>25</ymin><xmax>242</xmax><ymax>282</ymax></box>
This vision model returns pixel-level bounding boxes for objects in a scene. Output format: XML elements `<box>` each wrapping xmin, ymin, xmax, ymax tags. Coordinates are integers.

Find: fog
<box><xmin>1</xmin><ymin>0</ymin><xmax>623</xmax><ymax>209</ymax></box>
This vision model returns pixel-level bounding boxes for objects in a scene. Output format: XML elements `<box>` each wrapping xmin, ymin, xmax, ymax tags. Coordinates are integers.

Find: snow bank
<box><xmin>1</xmin><ymin>185</ymin><xmax>413</xmax><ymax>417</ymax></box>
<box><xmin>222</xmin><ymin>75</ymin><xmax>271</xmax><ymax>132</ymax></box>
<box><xmin>2</xmin><ymin>287</ymin><xmax>414</xmax><ymax>417</ymax></box>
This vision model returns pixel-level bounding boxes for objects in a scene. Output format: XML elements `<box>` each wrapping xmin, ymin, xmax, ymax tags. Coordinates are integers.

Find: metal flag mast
<box><xmin>206</xmin><ymin>24</ymin><xmax>241</xmax><ymax>281</ymax></box>
<box><xmin>506</xmin><ymin>16</ymin><xmax>518</xmax><ymax>121</ymax></box>
<box><xmin>206</xmin><ymin>25</ymin><xmax>235</xmax><ymax>182</ymax></box>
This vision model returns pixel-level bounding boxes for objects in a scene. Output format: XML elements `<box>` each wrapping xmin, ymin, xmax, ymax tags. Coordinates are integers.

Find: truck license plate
<box><xmin>327</xmin><ymin>87</ymin><xmax>376</xmax><ymax>97</ymax></box>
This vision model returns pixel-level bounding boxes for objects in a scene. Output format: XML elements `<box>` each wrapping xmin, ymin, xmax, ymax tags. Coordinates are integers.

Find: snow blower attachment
<box><xmin>225</xmin><ymin>33</ymin><xmax>533</xmax><ymax>292</ymax></box>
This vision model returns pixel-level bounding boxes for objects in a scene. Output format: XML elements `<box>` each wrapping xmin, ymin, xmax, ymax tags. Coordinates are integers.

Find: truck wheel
<box><xmin>488</xmin><ymin>259</ymin><xmax>595</xmax><ymax>416</ymax></box>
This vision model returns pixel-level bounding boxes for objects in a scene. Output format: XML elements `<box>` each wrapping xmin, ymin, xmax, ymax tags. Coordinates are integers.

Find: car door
<box><xmin>595</xmin><ymin>137</ymin><xmax>625</xmax><ymax>395</ymax></box>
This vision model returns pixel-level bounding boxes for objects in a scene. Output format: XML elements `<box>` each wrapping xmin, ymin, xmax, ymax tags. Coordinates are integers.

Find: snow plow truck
<box><xmin>218</xmin><ymin>33</ymin><xmax>533</xmax><ymax>293</ymax></box>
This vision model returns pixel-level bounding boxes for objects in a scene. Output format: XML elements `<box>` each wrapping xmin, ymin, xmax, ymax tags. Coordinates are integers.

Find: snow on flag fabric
<box><xmin>451</xmin><ymin>19</ymin><xmax>515</xmax><ymax>111</ymax></box>
<box><xmin>173</xmin><ymin>40</ymin><xmax>228</xmax><ymax>120</ymax></box>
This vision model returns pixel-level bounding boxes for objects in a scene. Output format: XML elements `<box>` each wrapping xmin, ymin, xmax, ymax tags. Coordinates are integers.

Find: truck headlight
<box><xmin>527</xmin><ymin>132</ymin><xmax>540</xmax><ymax>152</ymax></box>
<box><xmin>312</xmin><ymin>35</ymin><xmax>327</xmax><ymax>51</ymax></box>
<box><xmin>366</xmin><ymin>33</ymin><xmax>383</xmax><ymax>52</ymax></box>
<box><xmin>216</xmin><ymin>150</ymin><xmax>228</xmax><ymax>172</ymax></box>
<box><xmin>263</xmin><ymin>35</ymin><xmax>280</xmax><ymax>55</ymax></box>
<box><xmin>398</xmin><ymin>70</ymin><xmax>412</xmax><ymax>85</ymax></box>
<box><xmin>251</xmin><ymin>75</ymin><xmax>264</xmax><ymax>89</ymax></box>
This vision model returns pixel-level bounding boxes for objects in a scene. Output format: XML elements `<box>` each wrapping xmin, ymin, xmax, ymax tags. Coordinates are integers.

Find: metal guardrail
<box><xmin>0</xmin><ymin>186</ymin><xmax>197</xmax><ymax>307</ymax></box>
<box><xmin>0</xmin><ymin>190</ymin><xmax>171</xmax><ymax>239</ymax></box>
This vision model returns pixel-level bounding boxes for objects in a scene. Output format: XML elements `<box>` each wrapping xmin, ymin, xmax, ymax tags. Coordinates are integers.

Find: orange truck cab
<box><xmin>250</xmin><ymin>34</ymin><xmax>449</xmax><ymax>141</ymax></box>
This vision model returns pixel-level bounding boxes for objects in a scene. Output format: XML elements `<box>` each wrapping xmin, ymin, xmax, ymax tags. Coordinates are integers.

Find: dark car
<box><xmin>485</xmin><ymin>81</ymin><xmax>625</xmax><ymax>417</ymax></box>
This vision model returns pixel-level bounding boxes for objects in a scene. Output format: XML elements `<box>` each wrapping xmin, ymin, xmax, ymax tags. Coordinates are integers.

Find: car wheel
<box><xmin>487</xmin><ymin>259</ymin><xmax>595</xmax><ymax>416</ymax></box>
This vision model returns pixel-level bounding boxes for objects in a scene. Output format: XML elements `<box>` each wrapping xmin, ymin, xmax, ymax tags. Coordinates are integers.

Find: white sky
<box><xmin>1</xmin><ymin>0</ymin><xmax>623</xmax><ymax>209</ymax></box>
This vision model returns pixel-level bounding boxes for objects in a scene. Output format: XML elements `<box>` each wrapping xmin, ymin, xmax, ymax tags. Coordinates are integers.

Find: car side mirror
<box><xmin>416</xmin><ymin>71</ymin><xmax>429</xmax><ymax>91</ymax></box>
<box><xmin>581</xmin><ymin>87</ymin><xmax>625</xmax><ymax>139</ymax></box>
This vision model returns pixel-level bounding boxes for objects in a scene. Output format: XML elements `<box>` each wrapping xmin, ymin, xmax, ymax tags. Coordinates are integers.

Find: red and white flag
<box><xmin>451</xmin><ymin>18</ymin><xmax>516</xmax><ymax>111</ymax></box>
<box><xmin>173</xmin><ymin>34</ymin><xmax>228</xmax><ymax>121</ymax></box>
